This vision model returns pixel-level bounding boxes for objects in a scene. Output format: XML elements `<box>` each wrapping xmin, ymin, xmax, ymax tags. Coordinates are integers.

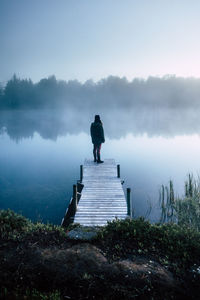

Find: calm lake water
<box><xmin>1</xmin><ymin>110</ymin><xmax>200</xmax><ymax>224</ymax></box>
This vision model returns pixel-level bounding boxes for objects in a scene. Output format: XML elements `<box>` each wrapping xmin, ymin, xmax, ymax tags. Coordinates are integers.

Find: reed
<box><xmin>159</xmin><ymin>180</ymin><xmax>175</xmax><ymax>223</ymax></box>
<box><xmin>159</xmin><ymin>174</ymin><xmax>200</xmax><ymax>231</ymax></box>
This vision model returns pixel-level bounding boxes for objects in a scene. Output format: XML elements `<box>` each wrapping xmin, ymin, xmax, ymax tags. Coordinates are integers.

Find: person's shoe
<box><xmin>94</xmin><ymin>159</ymin><xmax>97</xmax><ymax>162</ymax></box>
<box><xmin>97</xmin><ymin>160</ymin><xmax>104</xmax><ymax>163</ymax></box>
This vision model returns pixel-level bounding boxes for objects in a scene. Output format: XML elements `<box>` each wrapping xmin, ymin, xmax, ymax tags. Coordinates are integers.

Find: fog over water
<box><xmin>1</xmin><ymin>75</ymin><xmax>200</xmax><ymax>224</ymax></box>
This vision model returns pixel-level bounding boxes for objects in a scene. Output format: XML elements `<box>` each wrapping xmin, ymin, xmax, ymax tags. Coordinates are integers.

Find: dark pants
<box><xmin>93</xmin><ymin>144</ymin><xmax>101</xmax><ymax>161</ymax></box>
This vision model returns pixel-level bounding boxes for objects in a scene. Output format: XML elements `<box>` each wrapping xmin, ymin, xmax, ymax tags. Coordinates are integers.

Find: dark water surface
<box><xmin>1</xmin><ymin>110</ymin><xmax>200</xmax><ymax>224</ymax></box>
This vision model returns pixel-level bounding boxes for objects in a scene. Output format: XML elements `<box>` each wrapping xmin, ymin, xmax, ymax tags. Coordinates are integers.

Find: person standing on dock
<box><xmin>90</xmin><ymin>115</ymin><xmax>105</xmax><ymax>163</ymax></box>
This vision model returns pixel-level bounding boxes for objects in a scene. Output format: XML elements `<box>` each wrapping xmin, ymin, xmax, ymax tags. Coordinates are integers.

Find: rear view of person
<box><xmin>90</xmin><ymin>115</ymin><xmax>105</xmax><ymax>163</ymax></box>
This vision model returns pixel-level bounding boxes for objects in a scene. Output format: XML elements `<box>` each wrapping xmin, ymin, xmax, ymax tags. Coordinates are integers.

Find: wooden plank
<box><xmin>74</xmin><ymin>159</ymin><xmax>127</xmax><ymax>226</ymax></box>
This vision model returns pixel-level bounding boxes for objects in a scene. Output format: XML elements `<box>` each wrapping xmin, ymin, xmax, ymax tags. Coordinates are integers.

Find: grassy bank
<box><xmin>1</xmin><ymin>209</ymin><xmax>200</xmax><ymax>299</ymax></box>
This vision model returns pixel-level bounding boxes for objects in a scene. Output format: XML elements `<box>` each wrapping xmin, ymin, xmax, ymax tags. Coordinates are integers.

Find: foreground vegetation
<box><xmin>1</xmin><ymin>209</ymin><xmax>200</xmax><ymax>299</ymax></box>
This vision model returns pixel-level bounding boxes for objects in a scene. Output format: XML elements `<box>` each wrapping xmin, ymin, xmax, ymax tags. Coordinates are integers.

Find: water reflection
<box><xmin>1</xmin><ymin>127</ymin><xmax>200</xmax><ymax>224</ymax></box>
<box><xmin>1</xmin><ymin>107</ymin><xmax>200</xmax><ymax>142</ymax></box>
<box><xmin>0</xmin><ymin>133</ymin><xmax>90</xmax><ymax>224</ymax></box>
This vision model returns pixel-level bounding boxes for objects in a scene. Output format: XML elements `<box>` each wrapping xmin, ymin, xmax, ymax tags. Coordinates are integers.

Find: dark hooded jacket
<box><xmin>90</xmin><ymin>121</ymin><xmax>105</xmax><ymax>145</ymax></box>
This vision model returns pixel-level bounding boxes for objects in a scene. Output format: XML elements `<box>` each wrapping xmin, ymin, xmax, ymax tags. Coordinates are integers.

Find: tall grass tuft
<box><xmin>159</xmin><ymin>180</ymin><xmax>175</xmax><ymax>223</ymax></box>
<box><xmin>160</xmin><ymin>174</ymin><xmax>200</xmax><ymax>231</ymax></box>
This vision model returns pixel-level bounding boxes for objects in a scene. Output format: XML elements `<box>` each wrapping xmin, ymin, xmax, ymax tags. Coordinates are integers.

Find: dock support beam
<box><xmin>80</xmin><ymin>165</ymin><xmax>83</xmax><ymax>182</ymax></box>
<box><xmin>117</xmin><ymin>164</ymin><xmax>120</xmax><ymax>178</ymax></box>
<box><xmin>127</xmin><ymin>188</ymin><xmax>132</xmax><ymax>217</ymax></box>
<box><xmin>72</xmin><ymin>184</ymin><xmax>77</xmax><ymax>214</ymax></box>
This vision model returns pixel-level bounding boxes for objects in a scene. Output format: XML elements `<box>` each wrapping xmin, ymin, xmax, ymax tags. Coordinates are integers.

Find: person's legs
<box><xmin>97</xmin><ymin>144</ymin><xmax>101</xmax><ymax>161</ymax></box>
<box><xmin>97</xmin><ymin>144</ymin><xmax>103</xmax><ymax>163</ymax></box>
<box><xmin>93</xmin><ymin>144</ymin><xmax>97</xmax><ymax>162</ymax></box>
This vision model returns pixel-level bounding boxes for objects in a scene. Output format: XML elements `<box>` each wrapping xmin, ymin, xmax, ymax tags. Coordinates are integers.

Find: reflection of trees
<box><xmin>1</xmin><ymin>107</ymin><xmax>200</xmax><ymax>141</ymax></box>
<box><xmin>1</xmin><ymin>74</ymin><xmax>200</xmax><ymax>140</ymax></box>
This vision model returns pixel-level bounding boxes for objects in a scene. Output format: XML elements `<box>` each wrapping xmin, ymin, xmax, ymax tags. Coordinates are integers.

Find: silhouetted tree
<box><xmin>3</xmin><ymin>75</ymin><xmax>34</xmax><ymax>109</ymax></box>
<box><xmin>1</xmin><ymin>74</ymin><xmax>200</xmax><ymax>111</ymax></box>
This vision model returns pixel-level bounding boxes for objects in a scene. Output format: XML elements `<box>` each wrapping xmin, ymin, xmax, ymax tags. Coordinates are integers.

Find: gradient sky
<box><xmin>1</xmin><ymin>0</ymin><xmax>200</xmax><ymax>83</ymax></box>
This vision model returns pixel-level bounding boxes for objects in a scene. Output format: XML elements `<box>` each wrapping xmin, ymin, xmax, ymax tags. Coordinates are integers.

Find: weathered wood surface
<box><xmin>74</xmin><ymin>159</ymin><xmax>127</xmax><ymax>226</ymax></box>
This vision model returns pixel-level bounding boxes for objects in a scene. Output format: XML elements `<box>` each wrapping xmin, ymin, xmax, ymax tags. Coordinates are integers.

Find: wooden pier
<box><xmin>62</xmin><ymin>159</ymin><xmax>131</xmax><ymax>227</ymax></box>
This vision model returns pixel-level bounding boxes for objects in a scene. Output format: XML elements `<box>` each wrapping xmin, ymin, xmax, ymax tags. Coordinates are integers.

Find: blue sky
<box><xmin>0</xmin><ymin>0</ymin><xmax>200</xmax><ymax>83</ymax></box>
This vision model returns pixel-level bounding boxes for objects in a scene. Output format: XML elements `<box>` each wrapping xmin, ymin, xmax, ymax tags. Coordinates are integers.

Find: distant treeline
<box><xmin>1</xmin><ymin>74</ymin><xmax>200</xmax><ymax>110</ymax></box>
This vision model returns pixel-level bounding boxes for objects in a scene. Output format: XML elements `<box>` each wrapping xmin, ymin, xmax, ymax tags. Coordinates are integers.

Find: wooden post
<box><xmin>127</xmin><ymin>188</ymin><xmax>131</xmax><ymax>217</ymax></box>
<box><xmin>117</xmin><ymin>164</ymin><xmax>120</xmax><ymax>178</ymax></box>
<box><xmin>73</xmin><ymin>184</ymin><xmax>77</xmax><ymax>214</ymax></box>
<box><xmin>77</xmin><ymin>182</ymin><xmax>84</xmax><ymax>193</ymax></box>
<box><xmin>61</xmin><ymin>197</ymin><xmax>73</xmax><ymax>227</ymax></box>
<box><xmin>80</xmin><ymin>165</ymin><xmax>83</xmax><ymax>182</ymax></box>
